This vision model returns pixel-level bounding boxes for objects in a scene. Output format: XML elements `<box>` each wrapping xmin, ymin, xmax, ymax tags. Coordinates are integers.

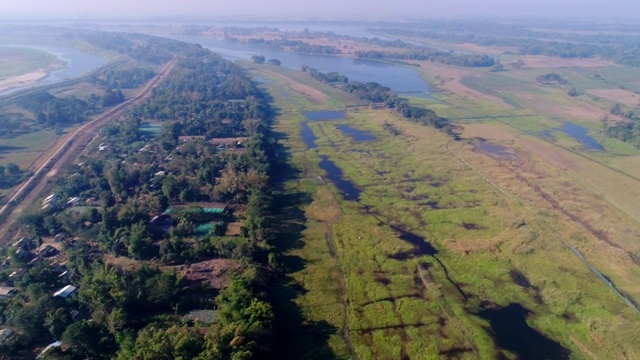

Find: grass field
<box><xmin>0</xmin><ymin>46</ymin><xmax>65</xmax><ymax>79</ymax></box>
<box><xmin>251</xmin><ymin>61</ymin><xmax>640</xmax><ymax>359</ymax></box>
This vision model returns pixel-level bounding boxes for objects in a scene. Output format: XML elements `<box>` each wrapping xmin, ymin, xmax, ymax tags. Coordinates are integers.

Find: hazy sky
<box><xmin>2</xmin><ymin>0</ymin><xmax>638</xmax><ymax>20</ymax></box>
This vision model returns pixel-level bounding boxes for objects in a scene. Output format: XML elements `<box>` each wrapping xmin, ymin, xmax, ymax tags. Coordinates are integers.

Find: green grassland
<box><xmin>252</xmin><ymin>64</ymin><xmax>640</xmax><ymax>359</ymax></box>
<box><xmin>0</xmin><ymin>46</ymin><xmax>65</xmax><ymax>79</ymax></box>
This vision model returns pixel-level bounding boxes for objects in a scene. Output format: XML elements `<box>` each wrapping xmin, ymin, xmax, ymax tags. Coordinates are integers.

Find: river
<box><xmin>0</xmin><ymin>45</ymin><xmax>107</xmax><ymax>97</ymax></box>
<box><xmin>172</xmin><ymin>35</ymin><xmax>432</xmax><ymax>96</ymax></box>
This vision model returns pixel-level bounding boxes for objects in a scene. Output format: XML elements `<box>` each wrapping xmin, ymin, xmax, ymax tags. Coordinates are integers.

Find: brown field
<box><xmin>589</xmin><ymin>88</ymin><xmax>640</xmax><ymax>107</ymax></box>
<box><xmin>511</xmin><ymin>91</ymin><xmax>612</xmax><ymax>123</ymax></box>
<box><xmin>416</xmin><ymin>62</ymin><xmax>514</xmax><ymax>108</ymax></box>
<box><xmin>259</xmin><ymin>68</ymin><xmax>328</xmax><ymax>103</ymax></box>
<box><xmin>518</xmin><ymin>55</ymin><xmax>616</xmax><ymax>68</ymax></box>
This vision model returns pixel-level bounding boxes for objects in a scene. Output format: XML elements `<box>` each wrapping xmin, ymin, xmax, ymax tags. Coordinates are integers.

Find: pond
<box><xmin>559</xmin><ymin>122</ymin><xmax>604</xmax><ymax>151</ymax></box>
<box><xmin>336</xmin><ymin>124</ymin><xmax>377</xmax><ymax>142</ymax></box>
<box><xmin>304</xmin><ymin>110</ymin><xmax>346</xmax><ymax>121</ymax></box>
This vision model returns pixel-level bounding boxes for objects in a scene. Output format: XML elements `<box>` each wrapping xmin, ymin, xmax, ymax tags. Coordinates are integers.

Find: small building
<box><xmin>178</xmin><ymin>135</ymin><xmax>205</xmax><ymax>143</ymax></box>
<box><xmin>36</xmin><ymin>341</ymin><xmax>62</xmax><ymax>359</ymax></box>
<box><xmin>53</xmin><ymin>285</ymin><xmax>77</xmax><ymax>298</ymax></box>
<box><xmin>67</xmin><ymin>197</ymin><xmax>81</xmax><ymax>206</ymax></box>
<box><xmin>37</xmin><ymin>244</ymin><xmax>57</xmax><ymax>258</ymax></box>
<box><xmin>0</xmin><ymin>329</ymin><xmax>15</xmax><ymax>344</ymax></box>
<box><xmin>14</xmin><ymin>247</ymin><xmax>29</xmax><ymax>260</ymax></box>
<box><xmin>42</xmin><ymin>193</ymin><xmax>57</xmax><ymax>206</ymax></box>
<box><xmin>54</xmin><ymin>233</ymin><xmax>69</xmax><ymax>243</ymax></box>
<box><xmin>58</xmin><ymin>270</ymin><xmax>70</xmax><ymax>282</ymax></box>
<box><xmin>0</xmin><ymin>287</ymin><xmax>16</xmax><ymax>299</ymax></box>
<box><xmin>12</xmin><ymin>237</ymin><xmax>34</xmax><ymax>251</ymax></box>
<box><xmin>150</xmin><ymin>214</ymin><xmax>173</xmax><ymax>234</ymax></box>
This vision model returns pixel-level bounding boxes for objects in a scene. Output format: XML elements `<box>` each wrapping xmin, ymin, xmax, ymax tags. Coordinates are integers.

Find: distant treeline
<box><xmin>371</xmin><ymin>26</ymin><xmax>640</xmax><ymax>67</ymax></box>
<box><xmin>355</xmin><ymin>49</ymin><xmax>495</xmax><ymax>67</ymax></box>
<box><xmin>82</xmin><ymin>32</ymin><xmax>191</xmax><ymax>64</ymax></box>
<box><xmin>305</xmin><ymin>67</ymin><xmax>453</xmax><ymax>133</ymax></box>
<box><xmin>237</xmin><ymin>38</ymin><xmax>341</xmax><ymax>55</ymax></box>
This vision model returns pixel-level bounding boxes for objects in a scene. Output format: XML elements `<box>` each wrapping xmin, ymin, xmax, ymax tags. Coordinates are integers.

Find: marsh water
<box><xmin>560</xmin><ymin>122</ymin><xmax>604</xmax><ymax>151</ymax></box>
<box><xmin>336</xmin><ymin>124</ymin><xmax>377</xmax><ymax>142</ymax></box>
<box><xmin>542</xmin><ymin>123</ymin><xmax>604</xmax><ymax>151</ymax></box>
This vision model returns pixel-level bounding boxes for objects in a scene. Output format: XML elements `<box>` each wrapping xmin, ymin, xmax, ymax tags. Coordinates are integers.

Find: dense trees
<box><xmin>355</xmin><ymin>49</ymin><xmax>495</xmax><ymax>67</ymax></box>
<box><xmin>370</xmin><ymin>20</ymin><xmax>640</xmax><ymax>67</ymax></box>
<box><xmin>536</xmin><ymin>73</ymin><xmax>567</xmax><ymax>85</ymax></box>
<box><xmin>306</xmin><ymin>68</ymin><xmax>453</xmax><ymax>133</ymax></box>
<box><xmin>1</xmin><ymin>36</ymin><xmax>282</xmax><ymax>359</ymax></box>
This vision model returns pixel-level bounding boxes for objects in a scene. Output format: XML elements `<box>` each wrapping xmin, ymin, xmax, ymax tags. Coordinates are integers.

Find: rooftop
<box><xmin>53</xmin><ymin>285</ymin><xmax>77</xmax><ymax>298</ymax></box>
<box><xmin>0</xmin><ymin>287</ymin><xmax>16</xmax><ymax>297</ymax></box>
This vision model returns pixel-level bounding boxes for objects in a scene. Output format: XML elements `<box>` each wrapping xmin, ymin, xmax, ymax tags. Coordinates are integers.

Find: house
<box><xmin>14</xmin><ymin>247</ymin><xmax>29</xmax><ymax>260</ymax></box>
<box><xmin>58</xmin><ymin>270</ymin><xmax>70</xmax><ymax>282</ymax></box>
<box><xmin>0</xmin><ymin>329</ymin><xmax>15</xmax><ymax>344</ymax></box>
<box><xmin>37</xmin><ymin>244</ymin><xmax>57</xmax><ymax>258</ymax></box>
<box><xmin>0</xmin><ymin>287</ymin><xmax>16</xmax><ymax>299</ymax></box>
<box><xmin>70</xmin><ymin>309</ymin><xmax>83</xmax><ymax>322</ymax></box>
<box><xmin>36</xmin><ymin>341</ymin><xmax>62</xmax><ymax>359</ymax></box>
<box><xmin>150</xmin><ymin>214</ymin><xmax>173</xmax><ymax>234</ymax></box>
<box><xmin>53</xmin><ymin>285</ymin><xmax>77</xmax><ymax>298</ymax></box>
<box><xmin>178</xmin><ymin>135</ymin><xmax>205</xmax><ymax>143</ymax></box>
<box><xmin>42</xmin><ymin>193</ymin><xmax>57</xmax><ymax>206</ymax></box>
<box><xmin>12</xmin><ymin>237</ymin><xmax>34</xmax><ymax>251</ymax></box>
<box><xmin>54</xmin><ymin>233</ymin><xmax>69</xmax><ymax>243</ymax></box>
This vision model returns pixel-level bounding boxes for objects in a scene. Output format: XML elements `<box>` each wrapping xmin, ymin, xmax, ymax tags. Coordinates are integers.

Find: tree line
<box><xmin>305</xmin><ymin>67</ymin><xmax>453</xmax><ymax>133</ymax></box>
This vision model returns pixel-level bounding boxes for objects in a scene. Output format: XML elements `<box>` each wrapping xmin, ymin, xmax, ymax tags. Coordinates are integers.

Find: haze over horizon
<box><xmin>1</xmin><ymin>0</ymin><xmax>638</xmax><ymax>21</ymax></box>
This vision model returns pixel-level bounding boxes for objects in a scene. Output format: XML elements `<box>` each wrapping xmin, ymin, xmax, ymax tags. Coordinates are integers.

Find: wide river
<box><xmin>172</xmin><ymin>35</ymin><xmax>432</xmax><ymax>96</ymax></box>
<box><xmin>0</xmin><ymin>45</ymin><xmax>106</xmax><ymax>97</ymax></box>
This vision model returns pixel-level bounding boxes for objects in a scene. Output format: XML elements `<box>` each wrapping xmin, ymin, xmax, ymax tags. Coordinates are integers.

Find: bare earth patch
<box><xmin>177</xmin><ymin>259</ymin><xmax>237</xmax><ymax>289</ymax></box>
<box><xmin>589</xmin><ymin>89</ymin><xmax>640</xmax><ymax>107</ymax></box>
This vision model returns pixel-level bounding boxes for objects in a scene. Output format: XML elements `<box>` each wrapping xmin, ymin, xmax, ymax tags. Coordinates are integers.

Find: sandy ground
<box><xmin>0</xmin><ymin>69</ymin><xmax>48</xmax><ymax>92</ymax></box>
<box><xmin>588</xmin><ymin>88</ymin><xmax>640</xmax><ymax>107</ymax></box>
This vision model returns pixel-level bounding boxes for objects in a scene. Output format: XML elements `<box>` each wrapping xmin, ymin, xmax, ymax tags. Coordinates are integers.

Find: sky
<box><xmin>1</xmin><ymin>0</ymin><xmax>638</xmax><ymax>20</ymax></box>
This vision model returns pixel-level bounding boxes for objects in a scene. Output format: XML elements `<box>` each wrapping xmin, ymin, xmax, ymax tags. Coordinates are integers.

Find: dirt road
<box><xmin>0</xmin><ymin>57</ymin><xmax>176</xmax><ymax>243</ymax></box>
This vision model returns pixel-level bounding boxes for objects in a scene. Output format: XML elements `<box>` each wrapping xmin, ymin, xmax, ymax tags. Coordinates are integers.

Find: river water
<box><xmin>0</xmin><ymin>45</ymin><xmax>106</xmax><ymax>96</ymax></box>
<box><xmin>173</xmin><ymin>35</ymin><xmax>432</xmax><ymax>96</ymax></box>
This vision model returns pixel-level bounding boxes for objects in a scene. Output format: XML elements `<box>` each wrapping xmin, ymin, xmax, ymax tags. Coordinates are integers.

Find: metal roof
<box><xmin>53</xmin><ymin>285</ymin><xmax>77</xmax><ymax>298</ymax></box>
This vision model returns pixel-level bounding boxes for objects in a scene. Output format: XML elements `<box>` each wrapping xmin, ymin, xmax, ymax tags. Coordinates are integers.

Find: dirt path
<box><xmin>0</xmin><ymin>57</ymin><xmax>176</xmax><ymax>243</ymax></box>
